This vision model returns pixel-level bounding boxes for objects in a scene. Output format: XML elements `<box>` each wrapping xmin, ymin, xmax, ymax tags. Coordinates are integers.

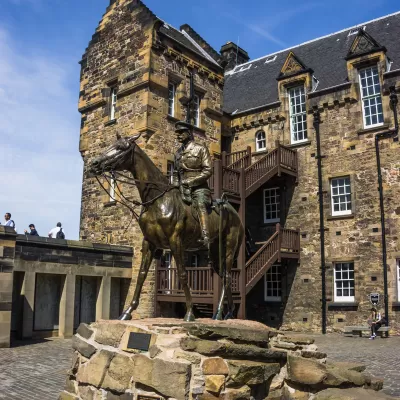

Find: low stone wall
<box><xmin>60</xmin><ymin>318</ymin><xmax>395</xmax><ymax>400</ymax></box>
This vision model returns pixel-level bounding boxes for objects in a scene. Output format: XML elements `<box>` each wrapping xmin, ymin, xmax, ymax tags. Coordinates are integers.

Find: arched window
<box><xmin>255</xmin><ymin>131</ymin><xmax>266</xmax><ymax>152</ymax></box>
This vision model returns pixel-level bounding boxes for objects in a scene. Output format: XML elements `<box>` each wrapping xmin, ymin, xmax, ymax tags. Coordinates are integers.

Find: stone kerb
<box><xmin>60</xmin><ymin>319</ymin><xmax>397</xmax><ymax>400</ymax></box>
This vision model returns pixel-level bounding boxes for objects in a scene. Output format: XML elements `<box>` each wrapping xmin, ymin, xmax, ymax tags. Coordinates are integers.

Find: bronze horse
<box><xmin>90</xmin><ymin>134</ymin><xmax>244</xmax><ymax>321</ymax></box>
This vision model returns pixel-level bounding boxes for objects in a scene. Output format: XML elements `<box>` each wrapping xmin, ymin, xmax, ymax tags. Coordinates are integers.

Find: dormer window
<box><xmin>359</xmin><ymin>66</ymin><xmax>383</xmax><ymax>128</ymax></box>
<box><xmin>255</xmin><ymin>130</ymin><xmax>266</xmax><ymax>152</ymax></box>
<box><xmin>289</xmin><ymin>85</ymin><xmax>307</xmax><ymax>143</ymax></box>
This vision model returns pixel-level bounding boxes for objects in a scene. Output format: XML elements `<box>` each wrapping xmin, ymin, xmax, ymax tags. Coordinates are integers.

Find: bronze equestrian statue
<box><xmin>90</xmin><ymin>122</ymin><xmax>244</xmax><ymax>321</ymax></box>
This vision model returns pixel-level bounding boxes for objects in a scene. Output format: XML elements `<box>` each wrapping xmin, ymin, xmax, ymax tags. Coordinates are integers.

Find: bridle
<box><xmin>94</xmin><ymin>135</ymin><xmax>176</xmax><ymax>230</ymax></box>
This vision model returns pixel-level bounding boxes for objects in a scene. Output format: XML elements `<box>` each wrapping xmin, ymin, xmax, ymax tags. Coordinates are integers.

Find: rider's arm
<box><xmin>185</xmin><ymin>146</ymin><xmax>212</xmax><ymax>187</ymax></box>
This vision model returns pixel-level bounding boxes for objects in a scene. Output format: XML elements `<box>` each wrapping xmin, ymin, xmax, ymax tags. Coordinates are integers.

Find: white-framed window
<box><xmin>255</xmin><ymin>131</ymin><xmax>266</xmax><ymax>152</ymax></box>
<box><xmin>264</xmin><ymin>265</ymin><xmax>282</xmax><ymax>301</ymax></box>
<box><xmin>167</xmin><ymin>161</ymin><xmax>174</xmax><ymax>184</ymax></box>
<box><xmin>190</xmin><ymin>254</ymin><xmax>198</xmax><ymax>268</ymax></box>
<box><xmin>193</xmin><ymin>94</ymin><xmax>200</xmax><ymax>127</ymax></box>
<box><xmin>289</xmin><ymin>85</ymin><xmax>307</xmax><ymax>143</ymax></box>
<box><xmin>168</xmin><ymin>83</ymin><xmax>175</xmax><ymax>117</ymax></box>
<box><xmin>109</xmin><ymin>177</ymin><xmax>116</xmax><ymax>202</ymax></box>
<box><xmin>331</xmin><ymin>176</ymin><xmax>352</xmax><ymax>216</ymax></box>
<box><xmin>334</xmin><ymin>262</ymin><xmax>355</xmax><ymax>302</ymax></box>
<box><xmin>359</xmin><ymin>66</ymin><xmax>384</xmax><ymax>128</ymax></box>
<box><xmin>397</xmin><ymin>259</ymin><xmax>400</xmax><ymax>301</ymax></box>
<box><xmin>263</xmin><ymin>188</ymin><xmax>280</xmax><ymax>223</ymax></box>
<box><xmin>110</xmin><ymin>87</ymin><xmax>117</xmax><ymax>120</ymax></box>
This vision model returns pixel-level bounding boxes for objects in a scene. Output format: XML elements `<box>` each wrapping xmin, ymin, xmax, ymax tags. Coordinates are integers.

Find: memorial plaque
<box><xmin>127</xmin><ymin>332</ymin><xmax>152</xmax><ymax>352</ymax></box>
<box><xmin>369</xmin><ymin>293</ymin><xmax>380</xmax><ymax>306</ymax></box>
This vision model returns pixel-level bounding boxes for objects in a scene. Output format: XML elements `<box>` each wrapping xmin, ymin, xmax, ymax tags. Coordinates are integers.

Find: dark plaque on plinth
<box><xmin>127</xmin><ymin>332</ymin><xmax>152</xmax><ymax>352</ymax></box>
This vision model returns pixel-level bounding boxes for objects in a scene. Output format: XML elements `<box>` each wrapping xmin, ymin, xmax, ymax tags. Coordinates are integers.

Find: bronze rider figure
<box><xmin>173</xmin><ymin>121</ymin><xmax>212</xmax><ymax>247</ymax></box>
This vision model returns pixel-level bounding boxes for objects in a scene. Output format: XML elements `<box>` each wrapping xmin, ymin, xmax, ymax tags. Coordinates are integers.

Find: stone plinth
<box><xmin>60</xmin><ymin>319</ymin><xmax>397</xmax><ymax>400</ymax></box>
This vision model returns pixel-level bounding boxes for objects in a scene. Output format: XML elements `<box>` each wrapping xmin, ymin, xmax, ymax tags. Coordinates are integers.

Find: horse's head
<box><xmin>90</xmin><ymin>133</ymin><xmax>140</xmax><ymax>176</ymax></box>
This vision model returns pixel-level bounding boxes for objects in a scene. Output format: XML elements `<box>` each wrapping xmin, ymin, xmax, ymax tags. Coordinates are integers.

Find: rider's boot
<box><xmin>197</xmin><ymin>204</ymin><xmax>211</xmax><ymax>249</ymax></box>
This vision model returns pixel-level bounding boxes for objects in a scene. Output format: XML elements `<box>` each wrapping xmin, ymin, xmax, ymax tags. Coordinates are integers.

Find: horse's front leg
<box><xmin>170</xmin><ymin>235</ymin><xmax>195</xmax><ymax>322</ymax></box>
<box><xmin>119</xmin><ymin>238</ymin><xmax>156</xmax><ymax>320</ymax></box>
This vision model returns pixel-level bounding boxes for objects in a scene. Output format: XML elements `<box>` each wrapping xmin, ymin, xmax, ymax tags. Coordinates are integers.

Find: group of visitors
<box><xmin>1</xmin><ymin>213</ymin><xmax>66</xmax><ymax>239</ymax></box>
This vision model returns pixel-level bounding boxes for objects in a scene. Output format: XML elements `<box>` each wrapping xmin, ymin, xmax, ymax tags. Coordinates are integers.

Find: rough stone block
<box><xmin>58</xmin><ymin>392</ymin><xmax>80</xmax><ymax>400</ymax></box>
<box><xmin>72</xmin><ymin>335</ymin><xmax>97</xmax><ymax>359</ymax></box>
<box><xmin>327</xmin><ymin>361</ymin><xmax>366</xmax><ymax>373</ymax></box>
<box><xmin>77</xmin><ymin>323</ymin><xmax>94</xmax><ymax>340</ymax></box>
<box><xmin>102</xmin><ymin>353</ymin><xmax>135</xmax><ymax>392</ymax></box>
<box><xmin>132</xmin><ymin>354</ymin><xmax>190</xmax><ymax>400</ymax></box>
<box><xmin>301</xmin><ymin>350</ymin><xmax>327</xmax><ymax>359</ymax></box>
<box><xmin>205</xmin><ymin>375</ymin><xmax>225</xmax><ymax>394</ymax></box>
<box><xmin>287</xmin><ymin>355</ymin><xmax>327</xmax><ymax>386</ymax></box>
<box><xmin>314</xmin><ymin>387</ymin><xmax>397</xmax><ymax>400</ymax></box>
<box><xmin>202</xmin><ymin>357</ymin><xmax>229</xmax><ymax>375</ymax></box>
<box><xmin>227</xmin><ymin>360</ymin><xmax>280</xmax><ymax>387</ymax></box>
<box><xmin>175</xmin><ymin>349</ymin><xmax>202</xmax><ymax>364</ymax></box>
<box><xmin>76</xmin><ymin>350</ymin><xmax>114</xmax><ymax>387</ymax></box>
<box><xmin>280</xmin><ymin>335</ymin><xmax>315</xmax><ymax>345</ymax></box>
<box><xmin>95</xmin><ymin>323</ymin><xmax>126</xmax><ymax>347</ymax></box>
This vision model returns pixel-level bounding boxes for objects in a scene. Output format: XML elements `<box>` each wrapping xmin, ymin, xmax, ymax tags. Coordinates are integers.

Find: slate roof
<box><xmin>159</xmin><ymin>23</ymin><xmax>221</xmax><ymax>68</ymax></box>
<box><xmin>223</xmin><ymin>12</ymin><xmax>400</xmax><ymax>115</ymax></box>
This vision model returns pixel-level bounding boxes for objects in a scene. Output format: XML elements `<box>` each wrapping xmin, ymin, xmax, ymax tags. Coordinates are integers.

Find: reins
<box><xmin>95</xmin><ymin>140</ymin><xmax>176</xmax><ymax>232</ymax></box>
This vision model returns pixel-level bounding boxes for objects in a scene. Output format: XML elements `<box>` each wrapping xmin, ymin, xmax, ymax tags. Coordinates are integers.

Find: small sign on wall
<box><xmin>368</xmin><ymin>293</ymin><xmax>380</xmax><ymax>306</ymax></box>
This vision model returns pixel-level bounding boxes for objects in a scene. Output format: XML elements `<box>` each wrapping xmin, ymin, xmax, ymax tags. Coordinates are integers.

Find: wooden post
<box><xmin>276</xmin><ymin>223</ymin><xmax>282</xmax><ymax>263</ymax></box>
<box><xmin>237</xmin><ymin>167</ymin><xmax>247</xmax><ymax>319</ymax></box>
<box><xmin>221</xmin><ymin>151</ymin><xmax>227</xmax><ymax>167</ymax></box>
<box><xmin>213</xmin><ymin>159</ymin><xmax>223</xmax><ymax>314</ymax></box>
<box><xmin>246</xmin><ymin>146</ymin><xmax>252</xmax><ymax>168</ymax></box>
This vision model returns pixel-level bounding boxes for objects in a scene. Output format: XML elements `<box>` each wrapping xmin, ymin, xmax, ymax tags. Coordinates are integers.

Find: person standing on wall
<box><xmin>3</xmin><ymin>213</ymin><xmax>15</xmax><ymax>229</ymax></box>
<box><xmin>24</xmin><ymin>224</ymin><xmax>39</xmax><ymax>236</ymax></box>
<box><xmin>48</xmin><ymin>222</ymin><xmax>65</xmax><ymax>239</ymax></box>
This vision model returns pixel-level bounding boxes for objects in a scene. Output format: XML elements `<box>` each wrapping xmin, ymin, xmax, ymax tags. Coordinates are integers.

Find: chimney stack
<box><xmin>220</xmin><ymin>42</ymin><xmax>250</xmax><ymax>72</ymax></box>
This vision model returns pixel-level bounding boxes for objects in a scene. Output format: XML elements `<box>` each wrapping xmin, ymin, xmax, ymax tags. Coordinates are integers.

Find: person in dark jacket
<box><xmin>24</xmin><ymin>224</ymin><xmax>39</xmax><ymax>236</ymax></box>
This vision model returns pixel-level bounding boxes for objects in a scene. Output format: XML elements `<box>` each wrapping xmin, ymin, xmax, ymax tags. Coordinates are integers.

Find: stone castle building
<box><xmin>78</xmin><ymin>0</ymin><xmax>400</xmax><ymax>332</ymax></box>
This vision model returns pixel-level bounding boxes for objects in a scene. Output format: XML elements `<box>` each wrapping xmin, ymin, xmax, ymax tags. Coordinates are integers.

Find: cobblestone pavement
<box><xmin>310</xmin><ymin>333</ymin><xmax>400</xmax><ymax>398</ymax></box>
<box><xmin>0</xmin><ymin>338</ymin><xmax>72</xmax><ymax>400</ymax></box>
<box><xmin>0</xmin><ymin>335</ymin><xmax>399</xmax><ymax>399</ymax></box>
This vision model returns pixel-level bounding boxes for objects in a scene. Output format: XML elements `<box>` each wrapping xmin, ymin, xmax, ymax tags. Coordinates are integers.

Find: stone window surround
<box><xmin>255</xmin><ymin>130</ymin><xmax>266</xmax><ymax>152</ymax></box>
<box><xmin>333</xmin><ymin>261</ymin><xmax>355</xmax><ymax>303</ymax></box>
<box><xmin>325</xmin><ymin>172</ymin><xmax>356</xmax><ymax>219</ymax></box>
<box><xmin>263</xmin><ymin>187</ymin><xmax>280</xmax><ymax>224</ymax></box>
<box><xmin>358</xmin><ymin>65</ymin><xmax>384</xmax><ymax>129</ymax></box>
<box><xmin>288</xmin><ymin>84</ymin><xmax>308</xmax><ymax>144</ymax></box>
<box><xmin>327</xmin><ymin>257</ymin><xmax>360</xmax><ymax>306</ymax></box>
<box><xmin>330</xmin><ymin>176</ymin><xmax>352</xmax><ymax>217</ymax></box>
<box><xmin>264</xmin><ymin>264</ymin><xmax>282</xmax><ymax>302</ymax></box>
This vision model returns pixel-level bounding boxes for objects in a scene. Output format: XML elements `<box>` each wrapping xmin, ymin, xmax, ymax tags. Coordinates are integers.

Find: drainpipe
<box><xmin>375</xmin><ymin>86</ymin><xmax>398</xmax><ymax>333</ymax></box>
<box><xmin>313</xmin><ymin>108</ymin><xmax>327</xmax><ymax>334</ymax></box>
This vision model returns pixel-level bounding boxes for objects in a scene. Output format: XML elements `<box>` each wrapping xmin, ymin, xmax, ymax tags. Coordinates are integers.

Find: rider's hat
<box><xmin>175</xmin><ymin>121</ymin><xmax>193</xmax><ymax>132</ymax></box>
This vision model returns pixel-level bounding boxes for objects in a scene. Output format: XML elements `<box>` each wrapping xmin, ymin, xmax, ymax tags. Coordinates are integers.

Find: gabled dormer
<box><xmin>345</xmin><ymin>29</ymin><xmax>386</xmax><ymax>61</ymax></box>
<box><xmin>277</xmin><ymin>52</ymin><xmax>314</xmax><ymax>145</ymax></box>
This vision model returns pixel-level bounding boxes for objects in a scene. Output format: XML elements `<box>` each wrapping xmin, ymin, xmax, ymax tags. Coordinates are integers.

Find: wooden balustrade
<box><xmin>245</xmin><ymin>231</ymin><xmax>279</xmax><ymax>288</ymax></box>
<box><xmin>223</xmin><ymin>147</ymin><xmax>251</xmax><ymax>167</ymax></box>
<box><xmin>245</xmin><ymin>149</ymin><xmax>278</xmax><ymax>189</ymax></box>
<box><xmin>157</xmin><ymin>267</ymin><xmax>214</xmax><ymax>296</ymax></box>
<box><xmin>281</xmin><ymin>227</ymin><xmax>300</xmax><ymax>253</ymax></box>
<box><xmin>222</xmin><ymin>167</ymin><xmax>241</xmax><ymax>195</ymax></box>
<box><xmin>280</xmin><ymin>144</ymin><xmax>298</xmax><ymax>171</ymax></box>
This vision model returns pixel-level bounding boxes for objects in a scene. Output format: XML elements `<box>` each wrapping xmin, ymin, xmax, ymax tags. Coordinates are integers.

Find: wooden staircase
<box><xmin>245</xmin><ymin>224</ymin><xmax>300</xmax><ymax>294</ymax></box>
<box><xmin>155</xmin><ymin>142</ymin><xmax>300</xmax><ymax>319</ymax></box>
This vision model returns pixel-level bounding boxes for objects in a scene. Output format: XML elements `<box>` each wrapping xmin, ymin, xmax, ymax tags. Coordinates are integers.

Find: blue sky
<box><xmin>1</xmin><ymin>0</ymin><xmax>399</xmax><ymax>239</ymax></box>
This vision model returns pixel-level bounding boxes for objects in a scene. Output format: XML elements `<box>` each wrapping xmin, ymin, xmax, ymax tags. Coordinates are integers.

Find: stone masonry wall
<box><xmin>79</xmin><ymin>1</ymin><xmax>224</xmax><ymax>319</ymax></box>
<box><xmin>230</xmin><ymin>66</ymin><xmax>400</xmax><ymax>332</ymax></box>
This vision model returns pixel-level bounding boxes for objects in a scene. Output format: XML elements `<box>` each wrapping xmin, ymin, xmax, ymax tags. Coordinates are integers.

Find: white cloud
<box><xmin>0</xmin><ymin>28</ymin><xmax>83</xmax><ymax>239</ymax></box>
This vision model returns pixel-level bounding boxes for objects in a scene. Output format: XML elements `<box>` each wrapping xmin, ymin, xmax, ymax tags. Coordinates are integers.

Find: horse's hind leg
<box><xmin>119</xmin><ymin>238</ymin><xmax>155</xmax><ymax>320</ymax></box>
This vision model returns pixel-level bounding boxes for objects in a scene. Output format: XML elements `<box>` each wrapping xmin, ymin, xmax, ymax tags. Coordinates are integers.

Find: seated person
<box><xmin>368</xmin><ymin>307</ymin><xmax>386</xmax><ymax>339</ymax></box>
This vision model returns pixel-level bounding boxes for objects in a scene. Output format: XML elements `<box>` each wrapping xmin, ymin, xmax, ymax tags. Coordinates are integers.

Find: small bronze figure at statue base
<box><xmin>90</xmin><ymin>121</ymin><xmax>244</xmax><ymax>322</ymax></box>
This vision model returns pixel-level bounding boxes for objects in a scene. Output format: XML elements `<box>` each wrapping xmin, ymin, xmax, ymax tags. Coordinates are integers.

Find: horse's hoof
<box><xmin>184</xmin><ymin>311</ymin><xmax>195</xmax><ymax>322</ymax></box>
<box><xmin>213</xmin><ymin>312</ymin><xmax>223</xmax><ymax>321</ymax></box>
<box><xmin>118</xmin><ymin>312</ymin><xmax>132</xmax><ymax>321</ymax></box>
<box><xmin>224</xmin><ymin>312</ymin><xmax>234</xmax><ymax>320</ymax></box>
